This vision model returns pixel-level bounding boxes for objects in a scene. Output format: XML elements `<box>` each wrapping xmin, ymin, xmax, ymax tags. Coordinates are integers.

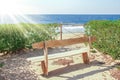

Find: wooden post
<box><xmin>82</xmin><ymin>52</ymin><xmax>89</xmax><ymax>64</ymax></box>
<box><xmin>60</xmin><ymin>23</ymin><xmax>62</xmax><ymax>40</ymax></box>
<box><xmin>41</xmin><ymin>61</ymin><xmax>47</xmax><ymax>75</ymax></box>
<box><xmin>88</xmin><ymin>26</ymin><xmax>92</xmax><ymax>49</ymax></box>
<box><xmin>88</xmin><ymin>36</ymin><xmax>92</xmax><ymax>49</ymax></box>
<box><xmin>43</xmin><ymin>42</ymin><xmax>48</xmax><ymax>76</ymax></box>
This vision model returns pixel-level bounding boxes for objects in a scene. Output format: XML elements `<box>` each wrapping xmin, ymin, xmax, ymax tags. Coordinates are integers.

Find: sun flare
<box><xmin>0</xmin><ymin>0</ymin><xmax>37</xmax><ymax>24</ymax></box>
<box><xmin>0</xmin><ymin>0</ymin><xmax>21</xmax><ymax>15</ymax></box>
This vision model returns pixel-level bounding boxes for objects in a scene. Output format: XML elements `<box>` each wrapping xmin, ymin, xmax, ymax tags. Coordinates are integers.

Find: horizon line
<box><xmin>24</xmin><ymin>13</ymin><xmax>120</xmax><ymax>15</ymax></box>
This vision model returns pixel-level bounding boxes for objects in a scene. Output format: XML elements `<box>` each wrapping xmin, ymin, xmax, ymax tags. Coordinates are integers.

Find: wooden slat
<box><xmin>48</xmin><ymin>48</ymin><xmax>88</xmax><ymax>60</ymax></box>
<box><xmin>46</xmin><ymin>37</ymin><xmax>95</xmax><ymax>48</ymax></box>
<box><xmin>32</xmin><ymin>37</ymin><xmax>96</xmax><ymax>49</ymax></box>
<box><xmin>32</xmin><ymin>42</ymin><xmax>44</xmax><ymax>49</ymax></box>
<box><xmin>27</xmin><ymin>56</ymin><xmax>44</xmax><ymax>63</ymax></box>
<box><xmin>27</xmin><ymin>48</ymin><xmax>88</xmax><ymax>62</ymax></box>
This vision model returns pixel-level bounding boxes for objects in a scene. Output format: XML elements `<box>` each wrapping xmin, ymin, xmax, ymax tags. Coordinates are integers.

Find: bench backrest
<box><xmin>32</xmin><ymin>36</ymin><xmax>96</xmax><ymax>49</ymax></box>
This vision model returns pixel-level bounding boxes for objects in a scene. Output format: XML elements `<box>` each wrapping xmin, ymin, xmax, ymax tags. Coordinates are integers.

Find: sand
<box><xmin>0</xmin><ymin>33</ymin><xmax>119</xmax><ymax>80</ymax></box>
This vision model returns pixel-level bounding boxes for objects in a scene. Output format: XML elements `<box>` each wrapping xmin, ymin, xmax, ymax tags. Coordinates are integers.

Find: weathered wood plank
<box><xmin>27</xmin><ymin>48</ymin><xmax>88</xmax><ymax>62</ymax></box>
<box><xmin>32</xmin><ymin>37</ymin><xmax>96</xmax><ymax>49</ymax></box>
<box><xmin>32</xmin><ymin>42</ymin><xmax>44</xmax><ymax>49</ymax></box>
<box><xmin>46</xmin><ymin>37</ymin><xmax>95</xmax><ymax>48</ymax></box>
<box><xmin>48</xmin><ymin>48</ymin><xmax>88</xmax><ymax>60</ymax></box>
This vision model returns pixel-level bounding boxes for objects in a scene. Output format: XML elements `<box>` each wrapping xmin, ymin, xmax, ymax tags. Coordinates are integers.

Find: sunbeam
<box><xmin>0</xmin><ymin>0</ymin><xmax>52</xmax><ymax>39</ymax></box>
<box><xmin>0</xmin><ymin>0</ymin><xmax>34</xmax><ymax>24</ymax></box>
<box><xmin>0</xmin><ymin>0</ymin><xmax>21</xmax><ymax>15</ymax></box>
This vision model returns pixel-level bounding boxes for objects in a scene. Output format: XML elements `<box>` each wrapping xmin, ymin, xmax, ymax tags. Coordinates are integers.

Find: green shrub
<box><xmin>21</xmin><ymin>23</ymin><xmax>59</xmax><ymax>48</ymax></box>
<box><xmin>0</xmin><ymin>24</ymin><xmax>26</xmax><ymax>54</ymax></box>
<box><xmin>85</xmin><ymin>20</ymin><xmax>120</xmax><ymax>59</ymax></box>
<box><xmin>0</xmin><ymin>23</ymin><xmax>59</xmax><ymax>54</ymax></box>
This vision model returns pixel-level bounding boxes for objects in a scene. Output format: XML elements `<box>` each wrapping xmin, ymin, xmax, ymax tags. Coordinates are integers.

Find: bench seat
<box><xmin>27</xmin><ymin>47</ymin><xmax>88</xmax><ymax>63</ymax></box>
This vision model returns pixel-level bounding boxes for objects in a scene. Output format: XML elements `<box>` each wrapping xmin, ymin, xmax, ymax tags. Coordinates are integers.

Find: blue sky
<box><xmin>18</xmin><ymin>0</ymin><xmax>120</xmax><ymax>14</ymax></box>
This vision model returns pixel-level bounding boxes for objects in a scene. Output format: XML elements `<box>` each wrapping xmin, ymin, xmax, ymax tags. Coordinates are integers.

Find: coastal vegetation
<box><xmin>1</xmin><ymin>20</ymin><xmax>120</xmax><ymax>60</ymax></box>
<box><xmin>85</xmin><ymin>20</ymin><xmax>120</xmax><ymax>59</ymax></box>
<box><xmin>0</xmin><ymin>23</ymin><xmax>59</xmax><ymax>55</ymax></box>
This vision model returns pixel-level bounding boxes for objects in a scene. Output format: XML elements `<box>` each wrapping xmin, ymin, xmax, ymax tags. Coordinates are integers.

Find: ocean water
<box><xmin>0</xmin><ymin>14</ymin><xmax>120</xmax><ymax>33</ymax></box>
<box><xmin>0</xmin><ymin>14</ymin><xmax>120</xmax><ymax>24</ymax></box>
<box><xmin>56</xmin><ymin>25</ymin><xmax>85</xmax><ymax>33</ymax></box>
<box><xmin>26</xmin><ymin>14</ymin><xmax>120</xmax><ymax>33</ymax></box>
<box><xmin>26</xmin><ymin>14</ymin><xmax>120</xmax><ymax>24</ymax></box>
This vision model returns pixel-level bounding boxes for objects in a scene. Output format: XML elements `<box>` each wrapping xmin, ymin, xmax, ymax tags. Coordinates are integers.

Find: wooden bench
<box><xmin>27</xmin><ymin>36</ymin><xmax>95</xmax><ymax>76</ymax></box>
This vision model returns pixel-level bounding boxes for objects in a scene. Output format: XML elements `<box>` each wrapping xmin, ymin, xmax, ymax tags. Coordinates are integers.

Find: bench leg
<box><xmin>41</xmin><ymin>61</ymin><xmax>48</xmax><ymax>76</ymax></box>
<box><xmin>82</xmin><ymin>52</ymin><xmax>90</xmax><ymax>64</ymax></box>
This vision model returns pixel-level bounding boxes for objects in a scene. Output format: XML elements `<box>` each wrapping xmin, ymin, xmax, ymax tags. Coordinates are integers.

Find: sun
<box><xmin>0</xmin><ymin>0</ymin><xmax>20</xmax><ymax>15</ymax></box>
<box><xmin>0</xmin><ymin>0</ymin><xmax>35</xmax><ymax>24</ymax></box>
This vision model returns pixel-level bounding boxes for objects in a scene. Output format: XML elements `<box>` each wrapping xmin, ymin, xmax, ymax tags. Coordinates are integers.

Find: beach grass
<box><xmin>0</xmin><ymin>23</ymin><xmax>59</xmax><ymax>54</ymax></box>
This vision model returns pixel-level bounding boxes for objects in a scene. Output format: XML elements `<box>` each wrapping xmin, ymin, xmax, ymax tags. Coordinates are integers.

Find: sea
<box><xmin>18</xmin><ymin>14</ymin><xmax>120</xmax><ymax>24</ymax></box>
<box><xmin>0</xmin><ymin>14</ymin><xmax>120</xmax><ymax>33</ymax></box>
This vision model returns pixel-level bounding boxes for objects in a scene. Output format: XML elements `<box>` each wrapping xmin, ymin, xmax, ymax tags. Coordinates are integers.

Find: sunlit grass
<box><xmin>0</xmin><ymin>1</ymin><xmax>59</xmax><ymax>54</ymax></box>
<box><xmin>0</xmin><ymin>23</ymin><xmax>59</xmax><ymax>54</ymax></box>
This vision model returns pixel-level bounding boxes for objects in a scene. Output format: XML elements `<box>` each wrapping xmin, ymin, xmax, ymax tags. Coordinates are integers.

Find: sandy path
<box><xmin>0</xmin><ymin>34</ymin><xmax>118</xmax><ymax>80</ymax></box>
<box><xmin>0</xmin><ymin>46</ymin><xmax>117</xmax><ymax>80</ymax></box>
<box><xmin>33</xmin><ymin>49</ymin><xmax>116</xmax><ymax>80</ymax></box>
